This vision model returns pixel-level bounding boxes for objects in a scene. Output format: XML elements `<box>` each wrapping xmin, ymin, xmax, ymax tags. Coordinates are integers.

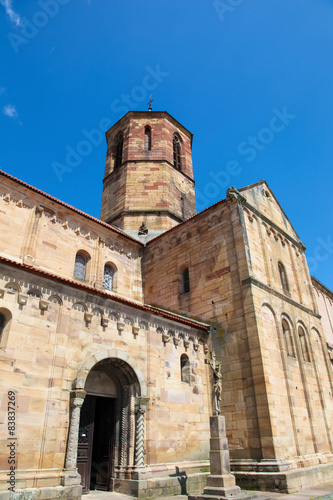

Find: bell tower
<box><xmin>100</xmin><ymin>111</ymin><xmax>196</xmax><ymax>235</ymax></box>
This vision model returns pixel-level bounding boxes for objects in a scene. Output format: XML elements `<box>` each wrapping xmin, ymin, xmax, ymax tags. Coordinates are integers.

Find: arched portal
<box><xmin>65</xmin><ymin>351</ymin><xmax>148</xmax><ymax>494</ymax></box>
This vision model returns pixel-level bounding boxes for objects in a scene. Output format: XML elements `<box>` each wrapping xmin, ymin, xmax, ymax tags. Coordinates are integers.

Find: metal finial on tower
<box><xmin>148</xmin><ymin>95</ymin><xmax>153</xmax><ymax>111</ymax></box>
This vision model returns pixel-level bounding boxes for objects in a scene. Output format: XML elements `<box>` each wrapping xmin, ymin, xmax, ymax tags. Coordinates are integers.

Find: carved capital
<box><xmin>135</xmin><ymin>396</ymin><xmax>149</xmax><ymax>410</ymax></box>
<box><xmin>70</xmin><ymin>390</ymin><xmax>86</xmax><ymax>405</ymax></box>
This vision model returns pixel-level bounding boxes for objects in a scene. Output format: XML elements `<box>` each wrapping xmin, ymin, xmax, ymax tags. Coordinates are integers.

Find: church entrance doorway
<box><xmin>72</xmin><ymin>356</ymin><xmax>147</xmax><ymax>495</ymax></box>
<box><xmin>77</xmin><ymin>394</ymin><xmax>116</xmax><ymax>493</ymax></box>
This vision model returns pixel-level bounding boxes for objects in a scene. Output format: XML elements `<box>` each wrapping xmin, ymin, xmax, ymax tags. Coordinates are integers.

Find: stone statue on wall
<box><xmin>226</xmin><ymin>186</ymin><xmax>246</xmax><ymax>203</ymax></box>
<box><xmin>205</xmin><ymin>352</ymin><xmax>223</xmax><ymax>415</ymax></box>
<box><xmin>138</xmin><ymin>222</ymin><xmax>148</xmax><ymax>235</ymax></box>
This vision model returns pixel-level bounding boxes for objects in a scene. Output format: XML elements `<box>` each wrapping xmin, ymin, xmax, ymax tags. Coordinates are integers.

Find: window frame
<box><xmin>298</xmin><ymin>325</ymin><xmax>311</xmax><ymax>363</ymax></box>
<box><xmin>115</xmin><ymin>134</ymin><xmax>123</xmax><ymax>169</ymax></box>
<box><xmin>180</xmin><ymin>353</ymin><xmax>191</xmax><ymax>384</ymax></box>
<box><xmin>103</xmin><ymin>264</ymin><xmax>115</xmax><ymax>291</ymax></box>
<box><xmin>282</xmin><ymin>318</ymin><xmax>296</xmax><ymax>358</ymax></box>
<box><xmin>278</xmin><ymin>261</ymin><xmax>289</xmax><ymax>293</ymax></box>
<box><xmin>181</xmin><ymin>267</ymin><xmax>190</xmax><ymax>294</ymax></box>
<box><xmin>173</xmin><ymin>134</ymin><xmax>182</xmax><ymax>171</ymax></box>
<box><xmin>144</xmin><ymin>126</ymin><xmax>152</xmax><ymax>151</ymax></box>
<box><xmin>74</xmin><ymin>251</ymin><xmax>90</xmax><ymax>281</ymax></box>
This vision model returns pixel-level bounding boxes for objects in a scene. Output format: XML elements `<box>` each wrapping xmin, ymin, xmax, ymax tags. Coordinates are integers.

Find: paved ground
<box><xmin>84</xmin><ymin>482</ymin><xmax>333</xmax><ymax>500</ymax></box>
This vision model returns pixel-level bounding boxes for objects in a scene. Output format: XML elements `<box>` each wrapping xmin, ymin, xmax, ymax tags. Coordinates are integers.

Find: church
<box><xmin>0</xmin><ymin>110</ymin><xmax>332</xmax><ymax>499</ymax></box>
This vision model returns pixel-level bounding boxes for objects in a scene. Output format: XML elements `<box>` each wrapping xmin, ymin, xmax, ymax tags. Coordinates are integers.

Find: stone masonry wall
<box><xmin>0</xmin><ymin>264</ymin><xmax>210</xmax><ymax>491</ymax></box>
<box><xmin>101</xmin><ymin>113</ymin><xmax>196</xmax><ymax>230</ymax></box>
<box><xmin>143</xmin><ymin>199</ymin><xmax>262</xmax><ymax>460</ymax></box>
<box><xmin>0</xmin><ymin>176</ymin><xmax>144</xmax><ymax>303</ymax></box>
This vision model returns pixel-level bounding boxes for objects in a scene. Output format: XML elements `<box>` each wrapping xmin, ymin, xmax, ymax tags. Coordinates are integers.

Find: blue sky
<box><xmin>1</xmin><ymin>0</ymin><xmax>333</xmax><ymax>289</ymax></box>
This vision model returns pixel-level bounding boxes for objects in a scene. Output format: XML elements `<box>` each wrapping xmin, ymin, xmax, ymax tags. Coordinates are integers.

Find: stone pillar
<box><xmin>133</xmin><ymin>397</ymin><xmax>150</xmax><ymax>479</ymax></box>
<box><xmin>62</xmin><ymin>390</ymin><xmax>86</xmax><ymax>486</ymax></box>
<box><xmin>134</xmin><ymin>406</ymin><xmax>145</xmax><ymax>467</ymax></box>
<box><xmin>189</xmin><ymin>416</ymin><xmax>251</xmax><ymax>500</ymax></box>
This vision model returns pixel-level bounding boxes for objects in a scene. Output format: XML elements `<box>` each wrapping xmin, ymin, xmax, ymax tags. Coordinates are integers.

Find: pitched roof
<box><xmin>0</xmin><ymin>169</ymin><xmax>142</xmax><ymax>245</ymax></box>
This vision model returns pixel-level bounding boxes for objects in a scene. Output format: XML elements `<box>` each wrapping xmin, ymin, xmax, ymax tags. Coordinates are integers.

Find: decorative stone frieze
<box><xmin>17</xmin><ymin>294</ymin><xmax>28</xmax><ymax>306</ymax></box>
<box><xmin>117</xmin><ymin>322</ymin><xmax>125</xmax><ymax>333</ymax></box>
<box><xmin>101</xmin><ymin>316</ymin><xmax>109</xmax><ymax>328</ymax></box>
<box><xmin>84</xmin><ymin>312</ymin><xmax>93</xmax><ymax>324</ymax></box>
<box><xmin>39</xmin><ymin>299</ymin><xmax>49</xmax><ymax>312</ymax></box>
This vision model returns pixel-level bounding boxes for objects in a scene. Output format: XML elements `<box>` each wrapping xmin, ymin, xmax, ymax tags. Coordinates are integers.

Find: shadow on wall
<box><xmin>170</xmin><ymin>466</ymin><xmax>188</xmax><ymax>495</ymax></box>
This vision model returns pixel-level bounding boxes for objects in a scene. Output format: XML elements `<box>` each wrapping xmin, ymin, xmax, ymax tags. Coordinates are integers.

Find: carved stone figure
<box><xmin>138</xmin><ymin>222</ymin><xmax>148</xmax><ymax>235</ymax></box>
<box><xmin>226</xmin><ymin>186</ymin><xmax>246</xmax><ymax>203</ymax></box>
<box><xmin>205</xmin><ymin>352</ymin><xmax>223</xmax><ymax>415</ymax></box>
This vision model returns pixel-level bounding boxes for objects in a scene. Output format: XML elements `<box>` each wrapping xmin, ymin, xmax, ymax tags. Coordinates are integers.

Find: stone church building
<box><xmin>0</xmin><ymin>111</ymin><xmax>332</xmax><ymax>499</ymax></box>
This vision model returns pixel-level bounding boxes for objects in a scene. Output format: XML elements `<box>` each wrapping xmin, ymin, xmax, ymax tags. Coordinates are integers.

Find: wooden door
<box><xmin>77</xmin><ymin>395</ymin><xmax>95</xmax><ymax>494</ymax></box>
<box><xmin>90</xmin><ymin>397</ymin><xmax>115</xmax><ymax>491</ymax></box>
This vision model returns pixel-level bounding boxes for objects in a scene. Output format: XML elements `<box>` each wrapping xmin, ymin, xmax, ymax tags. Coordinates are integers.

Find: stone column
<box><xmin>189</xmin><ymin>416</ymin><xmax>250</xmax><ymax>500</ymax></box>
<box><xmin>133</xmin><ymin>397</ymin><xmax>150</xmax><ymax>479</ymax></box>
<box><xmin>62</xmin><ymin>390</ymin><xmax>86</xmax><ymax>486</ymax></box>
<box><xmin>134</xmin><ymin>406</ymin><xmax>146</xmax><ymax>467</ymax></box>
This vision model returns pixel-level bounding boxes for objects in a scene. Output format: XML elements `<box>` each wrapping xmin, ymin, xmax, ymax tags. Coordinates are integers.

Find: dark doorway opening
<box><xmin>77</xmin><ymin>395</ymin><xmax>115</xmax><ymax>494</ymax></box>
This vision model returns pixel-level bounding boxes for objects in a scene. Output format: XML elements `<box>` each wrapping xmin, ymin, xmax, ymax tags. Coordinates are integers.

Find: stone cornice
<box><xmin>107</xmin><ymin>208</ymin><xmax>184</xmax><ymax>226</ymax></box>
<box><xmin>241</xmin><ymin>199</ymin><xmax>305</xmax><ymax>252</ymax></box>
<box><xmin>312</xmin><ymin>276</ymin><xmax>333</xmax><ymax>300</ymax></box>
<box><xmin>0</xmin><ymin>256</ymin><xmax>209</xmax><ymax>332</ymax></box>
<box><xmin>242</xmin><ymin>276</ymin><xmax>321</xmax><ymax>319</ymax></box>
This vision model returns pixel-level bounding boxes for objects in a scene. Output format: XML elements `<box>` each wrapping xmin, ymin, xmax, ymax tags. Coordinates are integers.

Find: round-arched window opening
<box><xmin>180</xmin><ymin>353</ymin><xmax>190</xmax><ymax>384</ymax></box>
<box><xmin>144</xmin><ymin>126</ymin><xmax>152</xmax><ymax>151</ymax></box>
<box><xmin>173</xmin><ymin>134</ymin><xmax>182</xmax><ymax>171</ymax></box>
<box><xmin>0</xmin><ymin>313</ymin><xmax>5</xmax><ymax>337</ymax></box>
<box><xmin>103</xmin><ymin>264</ymin><xmax>115</xmax><ymax>291</ymax></box>
<box><xmin>0</xmin><ymin>309</ymin><xmax>12</xmax><ymax>347</ymax></box>
<box><xmin>74</xmin><ymin>252</ymin><xmax>90</xmax><ymax>280</ymax></box>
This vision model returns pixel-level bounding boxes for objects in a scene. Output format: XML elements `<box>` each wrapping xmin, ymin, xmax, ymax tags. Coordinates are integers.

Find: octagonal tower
<box><xmin>100</xmin><ymin>111</ymin><xmax>196</xmax><ymax>235</ymax></box>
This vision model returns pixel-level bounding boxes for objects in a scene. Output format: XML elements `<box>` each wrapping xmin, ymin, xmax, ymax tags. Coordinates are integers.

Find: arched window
<box><xmin>0</xmin><ymin>309</ymin><xmax>11</xmax><ymax>347</ymax></box>
<box><xmin>74</xmin><ymin>253</ymin><xmax>87</xmax><ymax>280</ymax></box>
<box><xmin>298</xmin><ymin>326</ymin><xmax>311</xmax><ymax>362</ymax></box>
<box><xmin>182</xmin><ymin>267</ymin><xmax>190</xmax><ymax>294</ymax></box>
<box><xmin>144</xmin><ymin>126</ymin><xmax>151</xmax><ymax>151</ymax></box>
<box><xmin>0</xmin><ymin>313</ymin><xmax>5</xmax><ymax>339</ymax></box>
<box><xmin>278</xmin><ymin>262</ymin><xmax>289</xmax><ymax>292</ymax></box>
<box><xmin>103</xmin><ymin>264</ymin><xmax>114</xmax><ymax>291</ymax></box>
<box><xmin>282</xmin><ymin>319</ymin><xmax>295</xmax><ymax>358</ymax></box>
<box><xmin>115</xmin><ymin>135</ymin><xmax>123</xmax><ymax>169</ymax></box>
<box><xmin>180</xmin><ymin>354</ymin><xmax>190</xmax><ymax>383</ymax></box>
<box><xmin>173</xmin><ymin>134</ymin><xmax>181</xmax><ymax>171</ymax></box>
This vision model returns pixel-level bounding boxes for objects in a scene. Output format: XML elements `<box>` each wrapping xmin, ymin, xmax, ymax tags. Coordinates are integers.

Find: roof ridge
<box><xmin>0</xmin><ymin>169</ymin><xmax>142</xmax><ymax>245</ymax></box>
